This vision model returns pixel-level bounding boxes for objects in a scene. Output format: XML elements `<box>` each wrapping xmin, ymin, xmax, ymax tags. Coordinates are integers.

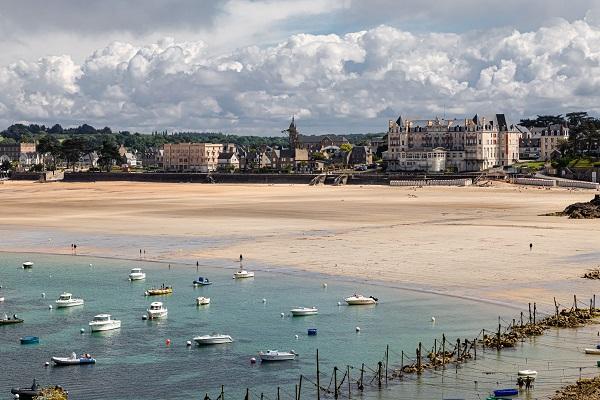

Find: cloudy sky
<box><xmin>1</xmin><ymin>0</ymin><xmax>600</xmax><ymax>134</ymax></box>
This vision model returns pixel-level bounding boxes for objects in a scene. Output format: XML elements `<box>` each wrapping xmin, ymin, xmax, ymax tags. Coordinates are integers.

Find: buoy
<box><xmin>80</xmin><ymin>328</ymin><xmax>85</xmax><ymax>334</ymax></box>
<box><xmin>337</xmin><ymin>301</ymin><xmax>341</xmax><ymax>306</ymax></box>
<box><xmin>186</xmin><ymin>341</ymin><xmax>192</xmax><ymax>346</ymax></box>
<box><xmin>280</xmin><ymin>312</ymin><xmax>285</xmax><ymax>318</ymax></box>
<box><xmin>295</xmin><ymin>334</ymin><xmax>299</xmax><ymax>339</ymax></box>
<box><xmin>41</xmin><ymin>293</ymin><xmax>46</xmax><ymax>298</ymax></box>
<box><xmin>45</xmin><ymin>361</ymin><xmax>49</xmax><ymax>367</ymax></box>
<box><xmin>89</xmin><ymin>263</ymin><xmax>93</xmax><ymax>267</ymax></box>
<box><xmin>262</xmin><ymin>298</ymin><xmax>267</xmax><ymax>303</ymax></box>
<box><xmin>14</xmin><ymin>394</ymin><xmax>19</xmax><ymax>399</ymax></box>
<box><xmin>142</xmin><ymin>315</ymin><xmax>148</xmax><ymax>320</ymax></box>
<box><xmin>431</xmin><ymin>317</ymin><xmax>436</xmax><ymax>322</ymax></box>
<box><xmin>322</xmin><ymin>283</ymin><xmax>327</xmax><ymax>288</ymax></box>
<box><xmin>355</xmin><ymin>326</ymin><xmax>361</xmax><ymax>332</ymax></box>
<box><xmin>166</xmin><ymin>339</ymin><xmax>171</xmax><ymax>346</ymax></box>
<box><xmin>48</xmin><ymin>305</ymin><xmax>53</xmax><ymax>310</ymax></box>
<box><xmin>250</xmin><ymin>357</ymin><xmax>256</xmax><ymax>364</ymax></box>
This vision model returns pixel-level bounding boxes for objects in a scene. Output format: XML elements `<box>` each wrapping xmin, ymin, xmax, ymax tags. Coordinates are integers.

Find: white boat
<box><xmin>89</xmin><ymin>314</ymin><xmax>121</xmax><ymax>332</ymax></box>
<box><xmin>196</xmin><ymin>296</ymin><xmax>211</xmax><ymax>306</ymax></box>
<box><xmin>128</xmin><ymin>268</ymin><xmax>146</xmax><ymax>281</ymax></box>
<box><xmin>290</xmin><ymin>307</ymin><xmax>318</xmax><ymax>316</ymax></box>
<box><xmin>344</xmin><ymin>294</ymin><xmax>378</xmax><ymax>305</ymax></box>
<box><xmin>259</xmin><ymin>350</ymin><xmax>297</xmax><ymax>362</ymax></box>
<box><xmin>584</xmin><ymin>348</ymin><xmax>600</xmax><ymax>355</ymax></box>
<box><xmin>0</xmin><ymin>297</ymin><xmax>4</xmax><ymax>302</ymax></box>
<box><xmin>22</xmin><ymin>261</ymin><xmax>33</xmax><ymax>268</ymax></box>
<box><xmin>146</xmin><ymin>301</ymin><xmax>168</xmax><ymax>319</ymax></box>
<box><xmin>193</xmin><ymin>334</ymin><xmax>233</xmax><ymax>345</ymax></box>
<box><xmin>233</xmin><ymin>269</ymin><xmax>254</xmax><ymax>279</ymax></box>
<box><xmin>518</xmin><ymin>369</ymin><xmax>538</xmax><ymax>378</ymax></box>
<box><xmin>52</xmin><ymin>352</ymin><xmax>96</xmax><ymax>366</ymax></box>
<box><xmin>55</xmin><ymin>292</ymin><xmax>84</xmax><ymax>308</ymax></box>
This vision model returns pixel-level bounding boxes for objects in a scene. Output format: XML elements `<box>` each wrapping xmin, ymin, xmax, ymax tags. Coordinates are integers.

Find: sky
<box><xmin>1</xmin><ymin>0</ymin><xmax>600</xmax><ymax>135</ymax></box>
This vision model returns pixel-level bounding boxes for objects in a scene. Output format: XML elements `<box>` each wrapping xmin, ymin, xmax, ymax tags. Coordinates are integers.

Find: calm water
<box><xmin>1</xmin><ymin>253</ymin><xmax>599</xmax><ymax>400</ymax></box>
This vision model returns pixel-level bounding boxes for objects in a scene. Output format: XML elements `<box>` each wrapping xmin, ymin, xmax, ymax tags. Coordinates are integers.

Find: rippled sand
<box><xmin>1</xmin><ymin>180</ymin><xmax>599</xmax><ymax>307</ymax></box>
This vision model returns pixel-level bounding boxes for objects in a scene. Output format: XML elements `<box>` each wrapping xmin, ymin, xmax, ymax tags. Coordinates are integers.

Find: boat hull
<box><xmin>290</xmin><ymin>308</ymin><xmax>318</xmax><ymax>316</ymax></box>
<box><xmin>52</xmin><ymin>357</ymin><xmax>96</xmax><ymax>366</ymax></box>
<box><xmin>585</xmin><ymin>348</ymin><xmax>600</xmax><ymax>355</ymax></box>
<box><xmin>345</xmin><ymin>299</ymin><xmax>376</xmax><ymax>305</ymax></box>
<box><xmin>233</xmin><ymin>271</ymin><xmax>254</xmax><ymax>279</ymax></box>
<box><xmin>259</xmin><ymin>352</ymin><xmax>296</xmax><ymax>361</ymax></box>
<box><xmin>129</xmin><ymin>274</ymin><xmax>146</xmax><ymax>281</ymax></box>
<box><xmin>196</xmin><ymin>297</ymin><xmax>211</xmax><ymax>305</ymax></box>
<box><xmin>55</xmin><ymin>300</ymin><xmax>84</xmax><ymax>308</ymax></box>
<box><xmin>89</xmin><ymin>322</ymin><xmax>121</xmax><ymax>332</ymax></box>
<box><xmin>145</xmin><ymin>289</ymin><xmax>173</xmax><ymax>296</ymax></box>
<box><xmin>0</xmin><ymin>318</ymin><xmax>24</xmax><ymax>325</ymax></box>
<box><xmin>20</xmin><ymin>336</ymin><xmax>39</xmax><ymax>345</ymax></box>
<box><xmin>146</xmin><ymin>310</ymin><xmax>168</xmax><ymax>319</ymax></box>
<box><xmin>193</xmin><ymin>336</ymin><xmax>233</xmax><ymax>345</ymax></box>
<box><xmin>22</xmin><ymin>262</ymin><xmax>33</xmax><ymax>268</ymax></box>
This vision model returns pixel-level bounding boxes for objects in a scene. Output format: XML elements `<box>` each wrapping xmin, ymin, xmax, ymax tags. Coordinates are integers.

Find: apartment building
<box><xmin>163</xmin><ymin>143</ymin><xmax>223</xmax><ymax>172</ymax></box>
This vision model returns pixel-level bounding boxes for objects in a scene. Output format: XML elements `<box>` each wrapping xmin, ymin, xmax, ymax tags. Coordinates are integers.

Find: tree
<box><xmin>37</xmin><ymin>135</ymin><xmax>61</xmax><ymax>170</ymax></box>
<box><xmin>97</xmin><ymin>138</ymin><xmax>122</xmax><ymax>172</ymax></box>
<box><xmin>1</xmin><ymin>159</ymin><xmax>12</xmax><ymax>171</ymax></box>
<box><xmin>60</xmin><ymin>136</ymin><xmax>87</xmax><ymax>171</ymax></box>
<box><xmin>339</xmin><ymin>143</ymin><xmax>353</xmax><ymax>153</ymax></box>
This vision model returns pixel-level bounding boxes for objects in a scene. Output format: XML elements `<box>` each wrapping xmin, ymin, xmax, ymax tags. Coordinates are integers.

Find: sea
<box><xmin>1</xmin><ymin>252</ymin><xmax>599</xmax><ymax>400</ymax></box>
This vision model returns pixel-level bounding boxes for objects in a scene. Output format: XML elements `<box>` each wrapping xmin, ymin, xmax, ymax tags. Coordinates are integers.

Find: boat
<box><xmin>0</xmin><ymin>297</ymin><xmax>5</xmax><ymax>302</ymax></box>
<box><xmin>144</xmin><ymin>286</ymin><xmax>173</xmax><ymax>296</ymax></box>
<box><xmin>20</xmin><ymin>336</ymin><xmax>39</xmax><ymax>344</ymax></box>
<box><xmin>128</xmin><ymin>268</ymin><xmax>146</xmax><ymax>281</ymax></box>
<box><xmin>258</xmin><ymin>350</ymin><xmax>297</xmax><ymax>362</ymax></box>
<box><xmin>584</xmin><ymin>348</ymin><xmax>600</xmax><ymax>355</ymax></box>
<box><xmin>196</xmin><ymin>296</ymin><xmax>211</xmax><ymax>306</ymax></box>
<box><xmin>193</xmin><ymin>277</ymin><xmax>212</xmax><ymax>286</ymax></box>
<box><xmin>233</xmin><ymin>269</ymin><xmax>254</xmax><ymax>279</ymax></box>
<box><xmin>55</xmin><ymin>292</ymin><xmax>84</xmax><ymax>308</ymax></box>
<box><xmin>0</xmin><ymin>314</ymin><xmax>24</xmax><ymax>325</ymax></box>
<box><xmin>290</xmin><ymin>307</ymin><xmax>318</xmax><ymax>316</ymax></box>
<box><xmin>493</xmin><ymin>388</ymin><xmax>518</xmax><ymax>397</ymax></box>
<box><xmin>344</xmin><ymin>294</ymin><xmax>378</xmax><ymax>305</ymax></box>
<box><xmin>22</xmin><ymin>261</ymin><xmax>34</xmax><ymax>268</ymax></box>
<box><xmin>518</xmin><ymin>369</ymin><xmax>538</xmax><ymax>378</ymax></box>
<box><xmin>52</xmin><ymin>352</ymin><xmax>96</xmax><ymax>366</ymax></box>
<box><xmin>89</xmin><ymin>314</ymin><xmax>121</xmax><ymax>332</ymax></box>
<box><xmin>146</xmin><ymin>301</ymin><xmax>168</xmax><ymax>319</ymax></box>
<box><xmin>11</xmin><ymin>379</ymin><xmax>41</xmax><ymax>400</ymax></box>
<box><xmin>193</xmin><ymin>334</ymin><xmax>233</xmax><ymax>345</ymax></box>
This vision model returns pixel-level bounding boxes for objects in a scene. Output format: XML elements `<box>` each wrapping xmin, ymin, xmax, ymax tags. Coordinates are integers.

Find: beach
<box><xmin>1</xmin><ymin>180</ymin><xmax>599</xmax><ymax>308</ymax></box>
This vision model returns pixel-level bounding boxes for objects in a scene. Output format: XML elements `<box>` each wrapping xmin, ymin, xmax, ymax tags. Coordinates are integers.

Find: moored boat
<box><xmin>52</xmin><ymin>352</ymin><xmax>96</xmax><ymax>366</ymax></box>
<box><xmin>259</xmin><ymin>350</ymin><xmax>297</xmax><ymax>362</ymax></box>
<box><xmin>233</xmin><ymin>269</ymin><xmax>254</xmax><ymax>279</ymax></box>
<box><xmin>493</xmin><ymin>388</ymin><xmax>518</xmax><ymax>397</ymax></box>
<box><xmin>128</xmin><ymin>268</ymin><xmax>146</xmax><ymax>281</ymax></box>
<box><xmin>1</xmin><ymin>314</ymin><xmax>23</xmax><ymax>325</ymax></box>
<box><xmin>584</xmin><ymin>348</ymin><xmax>600</xmax><ymax>355</ymax></box>
<box><xmin>146</xmin><ymin>301</ymin><xmax>168</xmax><ymax>319</ymax></box>
<box><xmin>196</xmin><ymin>296</ymin><xmax>211</xmax><ymax>306</ymax></box>
<box><xmin>344</xmin><ymin>294</ymin><xmax>378</xmax><ymax>305</ymax></box>
<box><xmin>55</xmin><ymin>292</ymin><xmax>84</xmax><ymax>308</ymax></box>
<box><xmin>517</xmin><ymin>369</ymin><xmax>538</xmax><ymax>378</ymax></box>
<box><xmin>193</xmin><ymin>277</ymin><xmax>212</xmax><ymax>286</ymax></box>
<box><xmin>11</xmin><ymin>379</ymin><xmax>41</xmax><ymax>400</ymax></box>
<box><xmin>20</xmin><ymin>336</ymin><xmax>39</xmax><ymax>344</ymax></box>
<box><xmin>22</xmin><ymin>261</ymin><xmax>34</xmax><ymax>268</ymax></box>
<box><xmin>290</xmin><ymin>307</ymin><xmax>318</xmax><ymax>316</ymax></box>
<box><xmin>193</xmin><ymin>334</ymin><xmax>233</xmax><ymax>345</ymax></box>
<box><xmin>144</xmin><ymin>286</ymin><xmax>173</xmax><ymax>296</ymax></box>
<box><xmin>89</xmin><ymin>314</ymin><xmax>121</xmax><ymax>332</ymax></box>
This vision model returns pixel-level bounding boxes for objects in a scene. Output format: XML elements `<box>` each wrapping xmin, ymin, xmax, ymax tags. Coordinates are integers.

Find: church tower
<box><xmin>282</xmin><ymin>116</ymin><xmax>300</xmax><ymax>149</ymax></box>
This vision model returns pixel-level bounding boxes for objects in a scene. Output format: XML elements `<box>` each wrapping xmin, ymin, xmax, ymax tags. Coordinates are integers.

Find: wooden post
<box><xmin>434</xmin><ymin>338</ymin><xmax>437</xmax><ymax>355</ymax></box>
<box><xmin>574</xmin><ymin>295</ymin><xmax>578</xmax><ymax>310</ymax></box>
<box><xmin>359</xmin><ymin>363</ymin><xmax>364</xmax><ymax>391</ymax></box>
<box><xmin>400</xmin><ymin>351</ymin><xmax>404</xmax><ymax>374</ymax></box>
<box><xmin>221</xmin><ymin>385</ymin><xmax>224</xmax><ymax>400</ymax></box>
<box><xmin>520</xmin><ymin>312</ymin><xmax>523</xmax><ymax>327</ymax></box>
<box><xmin>347</xmin><ymin>365</ymin><xmax>351</xmax><ymax>399</ymax></box>
<box><xmin>534</xmin><ymin>302</ymin><xmax>537</xmax><ymax>324</ymax></box>
<box><xmin>529</xmin><ymin>302</ymin><xmax>532</xmax><ymax>323</ymax></box>
<box><xmin>591</xmin><ymin>299</ymin><xmax>593</xmax><ymax>313</ymax></box>
<box><xmin>316</xmin><ymin>350</ymin><xmax>320</xmax><ymax>400</ymax></box>
<box><xmin>463</xmin><ymin>339</ymin><xmax>468</xmax><ymax>358</ymax></box>
<box><xmin>245</xmin><ymin>388</ymin><xmax>249</xmax><ymax>400</ymax></box>
<box><xmin>378</xmin><ymin>361</ymin><xmax>383</xmax><ymax>388</ymax></box>
<box><xmin>417</xmin><ymin>342</ymin><xmax>422</xmax><ymax>373</ymax></box>
<box><xmin>277</xmin><ymin>387</ymin><xmax>280</xmax><ymax>400</ymax></box>
<box><xmin>474</xmin><ymin>337</ymin><xmax>477</xmax><ymax>360</ymax></box>
<box><xmin>497</xmin><ymin>323</ymin><xmax>501</xmax><ymax>350</ymax></box>
<box><xmin>260</xmin><ymin>393</ymin><xmax>263</xmax><ymax>400</ymax></box>
<box><xmin>482</xmin><ymin>329</ymin><xmax>485</xmax><ymax>350</ymax></box>
<box><xmin>554</xmin><ymin>297</ymin><xmax>559</xmax><ymax>317</ymax></box>
<box><xmin>594</xmin><ymin>294</ymin><xmax>596</xmax><ymax>309</ymax></box>
<box><xmin>295</xmin><ymin>385</ymin><xmax>298</xmax><ymax>400</ymax></box>
<box><xmin>385</xmin><ymin>345</ymin><xmax>389</xmax><ymax>385</ymax></box>
<box><xmin>334</xmin><ymin>366</ymin><xmax>338</xmax><ymax>399</ymax></box>
<box><xmin>298</xmin><ymin>375</ymin><xmax>303</xmax><ymax>400</ymax></box>
<box><xmin>456</xmin><ymin>338</ymin><xmax>461</xmax><ymax>358</ymax></box>
<box><xmin>442</xmin><ymin>334</ymin><xmax>446</xmax><ymax>367</ymax></box>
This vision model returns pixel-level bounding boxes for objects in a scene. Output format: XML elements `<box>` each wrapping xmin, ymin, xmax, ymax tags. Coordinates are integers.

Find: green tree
<box><xmin>60</xmin><ymin>136</ymin><xmax>87</xmax><ymax>171</ymax></box>
<box><xmin>37</xmin><ymin>135</ymin><xmax>61</xmax><ymax>170</ymax></box>
<box><xmin>339</xmin><ymin>143</ymin><xmax>353</xmax><ymax>153</ymax></box>
<box><xmin>97</xmin><ymin>138</ymin><xmax>122</xmax><ymax>172</ymax></box>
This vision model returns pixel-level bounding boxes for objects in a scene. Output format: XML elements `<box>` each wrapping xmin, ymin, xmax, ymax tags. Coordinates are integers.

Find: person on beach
<box><xmin>73</xmin><ymin>244</ymin><xmax>77</xmax><ymax>254</ymax></box>
<box><xmin>139</xmin><ymin>249</ymin><xmax>142</xmax><ymax>257</ymax></box>
<box><xmin>529</xmin><ymin>243</ymin><xmax>533</xmax><ymax>251</ymax></box>
<box><xmin>239</xmin><ymin>254</ymin><xmax>243</xmax><ymax>263</ymax></box>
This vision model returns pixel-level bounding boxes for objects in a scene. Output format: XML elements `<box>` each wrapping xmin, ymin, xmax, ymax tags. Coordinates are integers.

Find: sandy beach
<box><xmin>1</xmin><ymin>180</ymin><xmax>599</xmax><ymax>308</ymax></box>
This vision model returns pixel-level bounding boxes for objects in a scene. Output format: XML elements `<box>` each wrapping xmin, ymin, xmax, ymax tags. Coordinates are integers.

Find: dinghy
<box><xmin>193</xmin><ymin>277</ymin><xmax>212</xmax><ymax>286</ymax></box>
<box><xmin>22</xmin><ymin>261</ymin><xmax>34</xmax><ymax>268</ymax></box>
<box><xmin>20</xmin><ymin>336</ymin><xmax>39</xmax><ymax>344</ymax></box>
<box><xmin>193</xmin><ymin>334</ymin><xmax>233</xmax><ymax>345</ymax></box>
<box><xmin>259</xmin><ymin>350</ymin><xmax>297</xmax><ymax>362</ymax></box>
<box><xmin>493</xmin><ymin>388</ymin><xmax>518</xmax><ymax>397</ymax></box>
<box><xmin>290</xmin><ymin>307</ymin><xmax>318</xmax><ymax>316</ymax></box>
<box><xmin>518</xmin><ymin>369</ymin><xmax>538</xmax><ymax>378</ymax></box>
<box><xmin>584</xmin><ymin>348</ymin><xmax>600</xmax><ymax>355</ymax></box>
<box><xmin>52</xmin><ymin>352</ymin><xmax>96</xmax><ymax>366</ymax></box>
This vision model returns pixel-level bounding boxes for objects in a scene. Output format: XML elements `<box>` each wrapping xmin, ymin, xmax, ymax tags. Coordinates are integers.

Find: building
<box><xmin>348</xmin><ymin>146</ymin><xmax>373</xmax><ymax>166</ymax></box>
<box><xmin>279</xmin><ymin>118</ymin><xmax>312</xmax><ymax>172</ymax></box>
<box><xmin>141</xmin><ymin>148</ymin><xmax>164</xmax><ymax>169</ymax></box>
<box><xmin>0</xmin><ymin>142</ymin><xmax>39</xmax><ymax>166</ymax></box>
<box><xmin>531</xmin><ymin>124</ymin><xmax>569</xmax><ymax>161</ymax></box>
<box><xmin>297</xmin><ymin>134</ymin><xmax>350</xmax><ymax>153</ymax></box>
<box><xmin>163</xmin><ymin>143</ymin><xmax>222</xmax><ymax>172</ymax></box>
<box><xmin>217</xmin><ymin>152</ymin><xmax>240</xmax><ymax>171</ymax></box>
<box><xmin>386</xmin><ymin>114</ymin><xmax>520</xmax><ymax>172</ymax></box>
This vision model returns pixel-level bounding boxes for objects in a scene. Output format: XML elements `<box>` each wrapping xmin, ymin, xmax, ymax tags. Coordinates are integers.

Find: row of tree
<box><xmin>37</xmin><ymin>135</ymin><xmax>123</xmax><ymax>172</ymax></box>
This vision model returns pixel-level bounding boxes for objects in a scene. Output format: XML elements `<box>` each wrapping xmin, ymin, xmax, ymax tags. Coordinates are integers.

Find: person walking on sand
<box><xmin>529</xmin><ymin>243</ymin><xmax>533</xmax><ymax>251</ymax></box>
<box><xmin>239</xmin><ymin>254</ymin><xmax>243</xmax><ymax>263</ymax></box>
<box><xmin>73</xmin><ymin>244</ymin><xmax>77</xmax><ymax>255</ymax></box>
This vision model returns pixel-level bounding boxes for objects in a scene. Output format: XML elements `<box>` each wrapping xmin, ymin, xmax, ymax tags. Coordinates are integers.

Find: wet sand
<box><xmin>1</xmin><ymin>180</ymin><xmax>599</xmax><ymax>308</ymax></box>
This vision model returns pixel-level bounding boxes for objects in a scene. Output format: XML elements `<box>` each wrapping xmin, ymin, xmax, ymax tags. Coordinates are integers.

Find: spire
<box><xmin>472</xmin><ymin>114</ymin><xmax>479</xmax><ymax>124</ymax></box>
<box><xmin>289</xmin><ymin>115</ymin><xmax>296</xmax><ymax>130</ymax></box>
<box><xmin>396</xmin><ymin>115</ymin><xmax>402</xmax><ymax>126</ymax></box>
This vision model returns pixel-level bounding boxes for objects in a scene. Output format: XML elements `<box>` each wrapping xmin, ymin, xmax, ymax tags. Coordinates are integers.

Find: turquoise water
<box><xmin>1</xmin><ymin>252</ymin><xmax>599</xmax><ymax>400</ymax></box>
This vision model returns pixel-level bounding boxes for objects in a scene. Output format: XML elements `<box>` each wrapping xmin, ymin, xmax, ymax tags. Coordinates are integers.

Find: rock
<box><xmin>562</xmin><ymin>195</ymin><xmax>600</xmax><ymax>219</ymax></box>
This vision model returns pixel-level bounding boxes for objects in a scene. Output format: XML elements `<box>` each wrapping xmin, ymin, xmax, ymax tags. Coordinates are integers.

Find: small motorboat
<box><xmin>20</xmin><ymin>336</ymin><xmax>39</xmax><ymax>345</ymax></box>
<box><xmin>196</xmin><ymin>296</ymin><xmax>211</xmax><ymax>306</ymax></box>
<box><xmin>193</xmin><ymin>334</ymin><xmax>233</xmax><ymax>345</ymax></box>
<box><xmin>52</xmin><ymin>352</ymin><xmax>96</xmax><ymax>366</ymax></box>
<box><xmin>344</xmin><ymin>294</ymin><xmax>378</xmax><ymax>305</ymax></box>
<box><xmin>55</xmin><ymin>292</ymin><xmax>84</xmax><ymax>308</ymax></box>
<box><xmin>290</xmin><ymin>307</ymin><xmax>318</xmax><ymax>316</ymax></box>
<box><xmin>233</xmin><ymin>269</ymin><xmax>254</xmax><ymax>279</ymax></box>
<box><xmin>193</xmin><ymin>277</ymin><xmax>212</xmax><ymax>286</ymax></box>
<box><xmin>0</xmin><ymin>313</ymin><xmax>23</xmax><ymax>325</ymax></box>
<box><xmin>144</xmin><ymin>286</ymin><xmax>173</xmax><ymax>296</ymax></box>
<box><xmin>493</xmin><ymin>388</ymin><xmax>518</xmax><ymax>397</ymax></box>
<box><xmin>146</xmin><ymin>301</ymin><xmax>168</xmax><ymax>319</ymax></box>
<box><xmin>518</xmin><ymin>369</ymin><xmax>538</xmax><ymax>378</ymax></box>
<box><xmin>11</xmin><ymin>379</ymin><xmax>41</xmax><ymax>400</ymax></box>
<box><xmin>22</xmin><ymin>261</ymin><xmax>34</xmax><ymax>269</ymax></box>
<box><xmin>259</xmin><ymin>350</ymin><xmax>297</xmax><ymax>362</ymax></box>
<box><xmin>584</xmin><ymin>348</ymin><xmax>600</xmax><ymax>355</ymax></box>
<box><xmin>128</xmin><ymin>268</ymin><xmax>146</xmax><ymax>281</ymax></box>
<box><xmin>89</xmin><ymin>314</ymin><xmax>121</xmax><ymax>332</ymax></box>
<box><xmin>0</xmin><ymin>297</ymin><xmax>5</xmax><ymax>302</ymax></box>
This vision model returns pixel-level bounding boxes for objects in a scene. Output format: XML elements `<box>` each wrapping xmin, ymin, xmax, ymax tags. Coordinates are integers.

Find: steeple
<box><xmin>282</xmin><ymin>116</ymin><xmax>300</xmax><ymax>149</ymax></box>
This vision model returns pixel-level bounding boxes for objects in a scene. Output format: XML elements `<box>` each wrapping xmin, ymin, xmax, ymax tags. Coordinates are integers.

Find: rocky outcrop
<box><xmin>552</xmin><ymin>376</ymin><xmax>600</xmax><ymax>400</ymax></box>
<box><xmin>562</xmin><ymin>195</ymin><xmax>600</xmax><ymax>219</ymax></box>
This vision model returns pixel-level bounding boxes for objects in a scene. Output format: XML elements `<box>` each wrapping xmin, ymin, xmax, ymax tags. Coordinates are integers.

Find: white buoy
<box><xmin>48</xmin><ymin>305</ymin><xmax>53</xmax><ymax>310</ymax></box>
<box><xmin>80</xmin><ymin>328</ymin><xmax>85</xmax><ymax>334</ymax></box>
<box><xmin>262</xmin><ymin>298</ymin><xmax>267</xmax><ymax>303</ymax></box>
<box><xmin>280</xmin><ymin>312</ymin><xmax>285</xmax><ymax>318</ymax></box>
<box><xmin>14</xmin><ymin>394</ymin><xmax>19</xmax><ymax>399</ymax></box>
<box><xmin>355</xmin><ymin>326</ymin><xmax>361</xmax><ymax>332</ymax></box>
<box><xmin>41</xmin><ymin>293</ymin><xmax>46</xmax><ymax>298</ymax></box>
<box><xmin>142</xmin><ymin>315</ymin><xmax>148</xmax><ymax>320</ymax></box>
<box><xmin>45</xmin><ymin>361</ymin><xmax>49</xmax><ymax>367</ymax></box>
<box><xmin>89</xmin><ymin>263</ymin><xmax>93</xmax><ymax>267</ymax></box>
<box><xmin>431</xmin><ymin>317</ymin><xmax>436</xmax><ymax>322</ymax></box>
<box><xmin>295</xmin><ymin>335</ymin><xmax>299</xmax><ymax>340</ymax></box>
<box><xmin>186</xmin><ymin>341</ymin><xmax>192</xmax><ymax>346</ymax></box>
<box><xmin>250</xmin><ymin>357</ymin><xmax>256</xmax><ymax>364</ymax></box>
<box><xmin>337</xmin><ymin>301</ymin><xmax>341</xmax><ymax>306</ymax></box>
<box><xmin>322</xmin><ymin>283</ymin><xmax>327</xmax><ymax>288</ymax></box>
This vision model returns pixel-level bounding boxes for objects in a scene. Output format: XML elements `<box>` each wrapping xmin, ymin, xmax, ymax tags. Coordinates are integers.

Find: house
<box><xmin>348</xmin><ymin>146</ymin><xmax>373</xmax><ymax>166</ymax></box>
<box><xmin>217</xmin><ymin>152</ymin><xmax>240</xmax><ymax>171</ymax></box>
<box><xmin>163</xmin><ymin>143</ymin><xmax>222</xmax><ymax>172</ymax></box>
<box><xmin>141</xmin><ymin>148</ymin><xmax>164</xmax><ymax>168</ymax></box>
<box><xmin>0</xmin><ymin>142</ymin><xmax>42</xmax><ymax>169</ymax></box>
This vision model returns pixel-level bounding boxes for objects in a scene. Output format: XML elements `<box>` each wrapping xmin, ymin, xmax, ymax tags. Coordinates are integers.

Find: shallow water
<box><xmin>0</xmin><ymin>253</ymin><xmax>598</xmax><ymax>400</ymax></box>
